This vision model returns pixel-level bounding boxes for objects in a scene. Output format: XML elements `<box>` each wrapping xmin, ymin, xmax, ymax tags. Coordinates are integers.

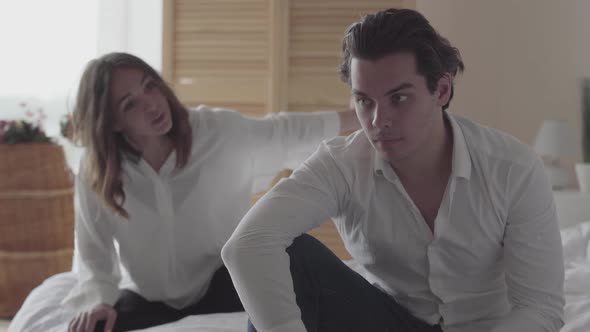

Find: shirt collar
<box><xmin>448</xmin><ymin>111</ymin><xmax>471</xmax><ymax>180</ymax></box>
<box><xmin>373</xmin><ymin>111</ymin><xmax>472</xmax><ymax>180</ymax></box>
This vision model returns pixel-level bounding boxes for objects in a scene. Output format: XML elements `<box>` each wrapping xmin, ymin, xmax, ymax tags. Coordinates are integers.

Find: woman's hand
<box><xmin>68</xmin><ymin>303</ymin><xmax>117</xmax><ymax>332</ymax></box>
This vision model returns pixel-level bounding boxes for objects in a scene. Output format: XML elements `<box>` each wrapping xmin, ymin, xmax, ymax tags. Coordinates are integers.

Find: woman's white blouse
<box><xmin>62</xmin><ymin>105</ymin><xmax>340</xmax><ymax>311</ymax></box>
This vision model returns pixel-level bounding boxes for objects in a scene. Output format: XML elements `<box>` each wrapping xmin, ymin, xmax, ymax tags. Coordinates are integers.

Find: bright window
<box><xmin>0</xmin><ymin>0</ymin><xmax>99</xmax><ymax>135</ymax></box>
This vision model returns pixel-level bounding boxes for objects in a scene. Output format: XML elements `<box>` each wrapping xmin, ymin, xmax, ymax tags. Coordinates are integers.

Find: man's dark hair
<box><xmin>340</xmin><ymin>8</ymin><xmax>464</xmax><ymax>110</ymax></box>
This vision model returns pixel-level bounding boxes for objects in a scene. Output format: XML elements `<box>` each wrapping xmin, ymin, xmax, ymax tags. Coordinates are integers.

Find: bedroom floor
<box><xmin>0</xmin><ymin>320</ymin><xmax>9</xmax><ymax>332</ymax></box>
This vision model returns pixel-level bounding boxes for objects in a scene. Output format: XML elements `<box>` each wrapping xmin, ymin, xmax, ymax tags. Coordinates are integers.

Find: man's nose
<box><xmin>372</xmin><ymin>105</ymin><xmax>392</xmax><ymax>129</ymax></box>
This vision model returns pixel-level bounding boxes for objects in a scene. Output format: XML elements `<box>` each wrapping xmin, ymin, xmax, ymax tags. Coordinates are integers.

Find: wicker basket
<box><xmin>0</xmin><ymin>143</ymin><xmax>74</xmax><ymax>318</ymax></box>
<box><xmin>0</xmin><ymin>249</ymin><xmax>73</xmax><ymax>318</ymax></box>
<box><xmin>0</xmin><ymin>143</ymin><xmax>73</xmax><ymax>191</ymax></box>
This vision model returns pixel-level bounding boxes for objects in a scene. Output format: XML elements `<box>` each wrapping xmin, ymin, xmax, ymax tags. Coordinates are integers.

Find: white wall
<box><xmin>0</xmin><ymin>0</ymin><xmax>163</xmax><ymax>125</ymax></box>
<box><xmin>97</xmin><ymin>0</ymin><xmax>163</xmax><ymax>71</ymax></box>
<box><xmin>128</xmin><ymin>0</ymin><xmax>163</xmax><ymax>71</ymax></box>
<box><xmin>0</xmin><ymin>0</ymin><xmax>100</xmax><ymax>137</ymax></box>
<box><xmin>416</xmin><ymin>0</ymin><xmax>580</xmax><ymax>146</ymax></box>
<box><xmin>573</xmin><ymin>0</ymin><xmax>590</xmax><ymax>78</ymax></box>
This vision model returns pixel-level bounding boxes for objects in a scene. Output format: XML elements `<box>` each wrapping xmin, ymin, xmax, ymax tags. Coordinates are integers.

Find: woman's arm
<box><xmin>238</xmin><ymin>108</ymin><xmax>357</xmax><ymax>176</ymax></box>
<box><xmin>62</xmin><ymin>172</ymin><xmax>121</xmax><ymax>312</ymax></box>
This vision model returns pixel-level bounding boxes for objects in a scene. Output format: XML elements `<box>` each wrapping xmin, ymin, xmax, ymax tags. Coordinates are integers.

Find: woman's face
<box><xmin>110</xmin><ymin>67</ymin><xmax>173</xmax><ymax>145</ymax></box>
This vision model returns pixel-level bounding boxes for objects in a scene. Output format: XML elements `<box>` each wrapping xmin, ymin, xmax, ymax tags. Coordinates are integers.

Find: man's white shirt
<box><xmin>223</xmin><ymin>111</ymin><xmax>565</xmax><ymax>332</ymax></box>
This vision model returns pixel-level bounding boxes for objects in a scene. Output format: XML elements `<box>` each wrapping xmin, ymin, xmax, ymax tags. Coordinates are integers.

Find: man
<box><xmin>223</xmin><ymin>8</ymin><xmax>564</xmax><ymax>332</ymax></box>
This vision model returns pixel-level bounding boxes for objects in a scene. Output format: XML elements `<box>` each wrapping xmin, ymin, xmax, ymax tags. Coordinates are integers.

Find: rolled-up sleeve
<box><xmin>61</xmin><ymin>173</ymin><xmax>121</xmax><ymax>312</ymax></box>
<box><xmin>492</xmin><ymin>158</ymin><xmax>565</xmax><ymax>332</ymax></box>
<box><xmin>222</xmin><ymin>142</ymin><xmax>348</xmax><ymax>331</ymax></box>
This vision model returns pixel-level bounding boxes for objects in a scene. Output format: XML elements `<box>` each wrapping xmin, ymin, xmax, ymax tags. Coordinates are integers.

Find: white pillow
<box><xmin>554</xmin><ymin>191</ymin><xmax>590</xmax><ymax>229</ymax></box>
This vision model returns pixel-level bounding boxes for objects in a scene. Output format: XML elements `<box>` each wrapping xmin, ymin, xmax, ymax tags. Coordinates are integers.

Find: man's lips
<box><xmin>373</xmin><ymin>137</ymin><xmax>403</xmax><ymax>142</ymax></box>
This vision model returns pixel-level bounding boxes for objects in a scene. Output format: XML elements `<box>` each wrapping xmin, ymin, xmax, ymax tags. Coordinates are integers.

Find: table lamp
<box><xmin>533</xmin><ymin>119</ymin><xmax>576</xmax><ymax>190</ymax></box>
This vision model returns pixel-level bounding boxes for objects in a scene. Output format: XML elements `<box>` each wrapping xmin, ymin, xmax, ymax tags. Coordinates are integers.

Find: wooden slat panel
<box><xmin>177</xmin><ymin>0</ymin><xmax>267</xmax><ymax>8</ymax></box>
<box><xmin>287</xmin><ymin>0</ymin><xmax>410</xmax><ymax>111</ymax></box>
<box><xmin>268</xmin><ymin>0</ymin><xmax>289</xmax><ymax>113</ymax></box>
<box><xmin>288</xmin><ymin>74</ymin><xmax>349</xmax><ymax>108</ymax></box>
<box><xmin>287</xmin><ymin>104</ymin><xmax>348</xmax><ymax>113</ymax></box>
<box><xmin>289</xmin><ymin>1</ymin><xmax>407</xmax><ymax>72</ymax></box>
<box><xmin>162</xmin><ymin>0</ymin><xmax>416</xmax><ymax>260</ymax></box>
<box><xmin>175</xmin><ymin>39</ymin><xmax>267</xmax><ymax>48</ymax></box>
<box><xmin>173</xmin><ymin>76</ymin><xmax>267</xmax><ymax>105</ymax></box>
<box><xmin>175</xmin><ymin>31</ymin><xmax>267</xmax><ymax>41</ymax></box>
<box><xmin>172</xmin><ymin>0</ymin><xmax>270</xmax><ymax>114</ymax></box>
<box><xmin>175</xmin><ymin>67</ymin><xmax>267</xmax><ymax>77</ymax></box>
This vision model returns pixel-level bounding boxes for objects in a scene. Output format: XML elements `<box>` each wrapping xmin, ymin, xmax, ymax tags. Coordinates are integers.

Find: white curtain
<box><xmin>0</xmin><ymin>0</ymin><xmax>99</xmax><ymax>135</ymax></box>
<box><xmin>0</xmin><ymin>0</ymin><xmax>162</xmax><ymax>172</ymax></box>
<box><xmin>0</xmin><ymin>0</ymin><xmax>162</xmax><ymax>138</ymax></box>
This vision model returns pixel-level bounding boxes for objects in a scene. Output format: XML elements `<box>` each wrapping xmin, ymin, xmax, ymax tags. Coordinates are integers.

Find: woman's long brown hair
<box><xmin>73</xmin><ymin>52</ymin><xmax>192</xmax><ymax>218</ymax></box>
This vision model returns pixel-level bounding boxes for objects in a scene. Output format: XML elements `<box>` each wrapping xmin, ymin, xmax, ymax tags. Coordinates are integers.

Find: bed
<box><xmin>8</xmin><ymin>191</ymin><xmax>590</xmax><ymax>332</ymax></box>
<box><xmin>6</xmin><ymin>270</ymin><xmax>249</xmax><ymax>332</ymax></box>
<box><xmin>555</xmin><ymin>191</ymin><xmax>590</xmax><ymax>332</ymax></box>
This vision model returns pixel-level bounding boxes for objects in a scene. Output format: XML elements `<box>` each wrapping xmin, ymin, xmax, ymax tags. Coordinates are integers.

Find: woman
<box><xmin>64</xmin><ymin>52</ymin><xmax>358</xmax><ymax>332</ymax></box>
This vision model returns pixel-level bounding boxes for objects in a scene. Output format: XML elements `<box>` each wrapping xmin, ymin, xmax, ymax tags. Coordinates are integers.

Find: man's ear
<box><xmin>436</xmin><ymin>73</ymin><xmax>452</xmax><ymax>106</ymax></box>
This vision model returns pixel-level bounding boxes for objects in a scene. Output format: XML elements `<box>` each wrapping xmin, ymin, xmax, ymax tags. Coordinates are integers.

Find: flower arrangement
<box><xmin>0</xmin><ymin>102</ymin><xmax>52</xmax><ymax>144</ymax></box>
<box><xmin>59</xmin><ymin>113</ymin><xmax>75</xmax><ymax>142</ymax></box>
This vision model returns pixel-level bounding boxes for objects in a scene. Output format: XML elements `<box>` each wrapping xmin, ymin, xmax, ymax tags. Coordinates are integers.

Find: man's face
<box><xmin>350</xmin><ymin>52</ymin><xmax>449</xmax><ymax>163</ymax></box>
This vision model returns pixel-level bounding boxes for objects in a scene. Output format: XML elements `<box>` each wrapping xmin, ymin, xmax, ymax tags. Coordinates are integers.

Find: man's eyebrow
<box><xmin>352</xmin><ymin>82</ymin><xmax>415</xmax><ymax>97</ymax></box>
<box><xmin>384</xmin><ymin>82</ymin><xmax>415</xmax><ymax>96</ymax></box>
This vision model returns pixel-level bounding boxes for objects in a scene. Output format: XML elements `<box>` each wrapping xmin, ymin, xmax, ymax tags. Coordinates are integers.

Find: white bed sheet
<box><xmin>560</xmin><ymin>220</ymin><xmax>590</xmax><ymax>332</ymax></box>
<box><xmin>10</xmin><ymin>221</ymin><xmax>590</xmax><ymax>332</ymax></box>
<box><xmin>7</xmin><ymin>272</ymin><xmax>248</xmax><ymax>332</ymax></box>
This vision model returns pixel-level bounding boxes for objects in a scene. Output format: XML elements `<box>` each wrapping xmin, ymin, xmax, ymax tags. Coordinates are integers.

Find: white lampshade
<box><xmin>533</xmin><ymin>119</ymin><xmax>576</xmax><ymax>158</ymax></box>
